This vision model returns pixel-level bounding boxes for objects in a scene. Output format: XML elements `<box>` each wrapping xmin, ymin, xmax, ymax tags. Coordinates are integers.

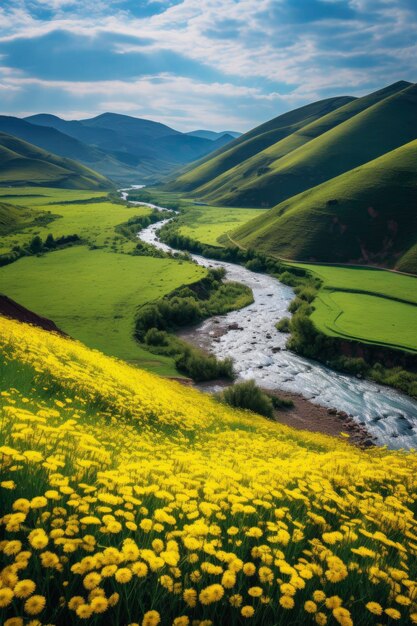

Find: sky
<box><xmin>0</xmin><ymin>0</ymin><xmax>416</xmax><ymax>132</ymax></box>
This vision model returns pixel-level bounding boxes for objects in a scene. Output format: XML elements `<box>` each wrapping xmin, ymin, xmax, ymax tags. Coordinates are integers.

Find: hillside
<box><xmin>23</xmin><ymin>112</ymin><xmax>237</xmax><ymax>184</ymax></box>
<box><xmin>232</xmin><ymin>138</ymin><xmax>417</xmax><ymax>272</ymax></box>
<box><xmin>0</xmin><ymin>132</ymin><xmax>112</xmax><ymax>189</ymax></box>
<box><xmin>177</xmin><ymin>81</ymin><xmax>416</xmax><ymax>207</ymax></box>
<box><xmin>1</xmin><ymin>313</ymin><xmax>417</xmax><ymax>625</ymax></box>
<box><xmin>167</xmin><ymin>94</ymin><xmax>356</xmax><ymax>193</ymax></box>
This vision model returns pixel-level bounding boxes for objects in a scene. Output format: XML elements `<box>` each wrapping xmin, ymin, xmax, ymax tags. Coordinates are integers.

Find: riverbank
<box><xmin>138</xmin><ymin>217</ymin><xmax>417</xmax><ymax>450</ymax></box>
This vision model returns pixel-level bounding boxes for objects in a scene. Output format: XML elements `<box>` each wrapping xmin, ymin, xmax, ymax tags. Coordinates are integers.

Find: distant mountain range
<box><xmin>0</xmin><ymin>131</ymin><xmax>111</xmax><ymax>190</ymax></box>
<box><xmin>0</xmin><ymin>112</ymin><xmax>239</xmax><ymax>185</ymax></box>
<box><xmin>167</xmin><ymin>80</ymin><xmax>417</xmax><ymax>273</ymax></box>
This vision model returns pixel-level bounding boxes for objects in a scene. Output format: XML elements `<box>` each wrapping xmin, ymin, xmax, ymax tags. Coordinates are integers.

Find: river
<box><xmin>125</xmin><ymin>193</ymin><xmax>417</xmax><ymax>450</ymax></box>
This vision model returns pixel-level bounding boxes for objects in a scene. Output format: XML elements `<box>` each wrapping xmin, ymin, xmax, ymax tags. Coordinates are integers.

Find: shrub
<box><xmin>276</xmin><ymin>317</ymin><xmax>291</xmax><ymax>333</ymax></box>
<box><xmin>217</xmin><ymin>380</ymin><xmax>274</xmax><ymax>418</ymax></box>
<box><xmin>269</xmin><ymin>394</ymin><xmax>295</xmax><ymax>409</ymax></box>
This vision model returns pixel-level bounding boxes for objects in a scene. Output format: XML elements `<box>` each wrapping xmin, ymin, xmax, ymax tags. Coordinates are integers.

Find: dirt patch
<box><xmin>268</xmin><ymin>389</ymin><xmax>376</xmax><ymax>448</ymax></box>
<box><xmin>0</xmin><ymin>294</ymin><xmax>67</xmax><ymax>336</ymax></box>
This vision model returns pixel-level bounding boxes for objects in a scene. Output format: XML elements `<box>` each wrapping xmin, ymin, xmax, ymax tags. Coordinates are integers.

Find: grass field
<box><xmin>289</xmin><ymin>263</ymin><xmax>417</xmax><ymax>353</ymax></box>
<box><xmin>0</xmin><ymin>187</ymin><xmax>148</xmax><ymax>254</ymax></box>
<box><xmin>0</xmin><ymin>187</ymin><xmax>207</xmax><ymax>375</ymax></box>
<box><xmin>127</xmin><ymin>188</ymin><xmax>265</xmax><ymax>247</ymax></box>
<box><xmin>1</xmin><ymin>314</ymin><xmax>417</xmax><ymax>625</ymax></box>
<box><xmin>177</xmin><ymin>204</ymin><xmax>265</xmax><ymax>246</ymax></box>
<box><xmin>0</xmin><ymin>246</ymin><xmax>205</xmax><ymax>372</ymax></box>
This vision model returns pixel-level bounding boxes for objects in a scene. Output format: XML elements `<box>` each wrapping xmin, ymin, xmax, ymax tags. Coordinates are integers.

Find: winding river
<box><xmin>125</xmin><ymin>191</ymin><xmax>417</xmax><ymax>450</ymax></box>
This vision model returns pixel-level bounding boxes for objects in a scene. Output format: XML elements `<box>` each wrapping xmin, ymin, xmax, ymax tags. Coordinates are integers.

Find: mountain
<box><xmin>24</xmin><ymin>113</ymin><xmax>237</xmax><ymax>184</ymax></box>
<box><xmin>187</xmin><ymin>130</ymin><xmax>242</xmax><ymax>140</ymax></box>
<box><xmin>166</xmin><ymin>94</ymin><xmax>356</xmax><ymax>193</ymax></box>
<box><xmin>169</xmin><ymin>81</ymin><xmax>412</xmax><ymax>204</ymax></box>
<box><xmin>0</xmin><ymin>132</ymin><xmax>112</xmax><ymax>189</ymax></box>
<box><xmin>232</xmin><ymin>138</ymin><xmax>417</xmax><ymax>273</ymax></box>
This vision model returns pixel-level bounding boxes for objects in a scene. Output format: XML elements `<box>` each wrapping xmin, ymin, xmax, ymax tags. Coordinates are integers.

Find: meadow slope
<box><xmin>0</xmin><ymin>133</ymin><xmax>112</xmax><ymax>190</ymax></box>
<box><xmin>232</xmin><ymin>139</ymin><xmax>417</xmax><ymax>273</ymax></box>
<box><xmin>192</xmin><ymin>82</ymin><xmax>417</xmax><ymax>208</ymax></box>
<box><xmin>1</xmin><ymin>315</ymin><xmax>417</xmax><ymax>625</ymax></box>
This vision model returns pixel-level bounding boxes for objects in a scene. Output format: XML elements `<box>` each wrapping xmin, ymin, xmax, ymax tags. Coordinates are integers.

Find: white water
<box><xmin>136</xmin><ymin>216</ymin><xmax>417</xmax><ymax>450</ymax></box>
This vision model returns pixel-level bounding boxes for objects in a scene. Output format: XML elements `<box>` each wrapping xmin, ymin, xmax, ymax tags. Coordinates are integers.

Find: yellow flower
<box><xmin>199</xmin><ymin>584</ymin><xmax>224</xmax><ymax>605</ymax></box>
<box><xmin>305</xmin><ymin>600</ymin><xmax>317</xmax><ymax>613</ymax></box>
<box><xmin>4</xmin><ymin>540</ymin><xmax>22</xmax><ymax>555</ymax></box>
<box><xmin>385</xmin><ymin>608</ymin><xmax>401</xmax><ymax>620</ymax></box>
<box><xmin>313</xmin><ymin>590</ymin><xmax>326</xmax><ymax>603</ymax></box>
<box><xmin>0</xmin><ymin>588</ymin><xmax>14</xmax><ymax>608</ymax></box>
<box><xmin>108</xmin><ymin>592</ymin><xmax>120</xmax><ymax>607</ymax></box>
<box><xmin>28</xmin><ymin>529</ymin><xmax>48</xmax><ymax>550</ymax></box>
<box><xmin>173</xmin><ymin>617</ymin><xmax>189</xmax><ymax>626</ymax></box>
<box><xmin>229</xmin><ymin>594</ymin><xmax>243</xmax><ymax>607</ymax></box>
<box><xmin>40</xmin><ymin>551</ymin><xmax>60</xmax><ymax>568</ymax></box>
<box><xmin>30</xmin><ymin>496</ymin><xmax>48</xmax><ymax>509</ymax></box>
<box><xmin>333</xmin><ymin>607</ymin><xmax>353</xmax><ymax>626</ymax></box>
<box><xmin>14</xmin><ymin>579</ymin><xmax>36</xmax><ymax>598</ymax></box>
<box><xmin>24</xmin><ymin>594</ymin><xmax>46</xmax><ymax>615</ymax></box>
<box><xmin>315</xmin><ymin>613</ymin><xmax>327</xmax><ymax>625</ymax></box>
<box><xmin>248</xmin><ymin>587</ymin><xmax>263</xmax><ymax>598</ymax></box>
<box><xmin>279</xmin><ymin>596</ymin><xmax>294</xmax><ymax>609</ymax></box>
<box><xmin>68</xmin><ymin>596</ymin><xmax>85</xmax><ymax>610</ymax></box>
<box><xmin>83</xmin><ymin>572</ymin><xmax>102</xmax><ymax>590</ymax></box>
<box><xmin>183</xmin><ymin>588</ymin><xmax>197</xmax><ymax>607</ymax></box>
<box><xmin>243</xmin><ymin>562</ymin><xmax>256</xmax><ymax>576</ymax></box>
<box><xmin>4</xmin><ymin>618</ymin><xmax>24</xmax><ymax>626</ymax></box>
<box><xmin>115</xmin><ymin>567</ymin><xmax>133</xmax><ymax>584</ymax></box>
<box><xmin>395</xmin><ymin>594</ymin><xmax>411</xmax><ymax>606</ymax></box>
<box><xmin>91</xmin><ymin>596</ymin><xmax>109</xmax><ymax>614</ymax></box>
<box><xmin>142</xmin><ymin>610</ymin><xmax>161</xmax><ymax>626</ymax></box>
<box><xmin>241</xmin><ymin>606</ymin><xmax>255</xmax><ymax>618</ymax></box>
<box><xmin>366</xmin><ymin>602</ymin><xmax>383</xmax><ymax>615</ymax></box>
<box><xmin>222</xmin><ymin>571</ymin><xmax>236</xmax><ymax>589</ymax></box>
<box><xmin>76</xmin><ymin>604</ymin><xmax>94</xmax><ymax>619</ymax></box>
<box><xmin>326</xmin><ymin>596</ymin><xmax>343</xmax><ymax>609</ymax></box>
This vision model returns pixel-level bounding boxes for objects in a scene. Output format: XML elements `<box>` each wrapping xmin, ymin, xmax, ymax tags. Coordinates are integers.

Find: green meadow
<box><xmin>0</xmin><ymin>187</ymin><xmax>205</xmax><ymax>374</ymax></box>
<box><xmin>0</xmin><ymin>187</ymin><xmax>144</xmax><ymax>254</ymax></box>
<box><xmin>289</xmin><ymin>263</ymin><xmax>417</xmax><ymax>353</ymax></box>
<box><xmin>177</xmin><ymin>204</ymin><xmax>265</xmax><ymax>246</ymax></box>
<box><xmin>126</xmin><ymin>187</ymin><xmax>265</xmax><ymax>246</ymax></box>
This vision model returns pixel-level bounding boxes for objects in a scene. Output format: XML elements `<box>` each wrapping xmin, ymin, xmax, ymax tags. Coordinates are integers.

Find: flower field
<box><xmin>1</xmin><ymin>316</ymin><xmax>417</xmax><ymax>625</ymax></box>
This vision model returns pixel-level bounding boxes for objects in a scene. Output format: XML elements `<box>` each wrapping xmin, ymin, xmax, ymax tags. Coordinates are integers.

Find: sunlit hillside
<box><xmin>1</xmin><ymin>315</ymin><xmax>417</xmax><ymax>625</ymax></box>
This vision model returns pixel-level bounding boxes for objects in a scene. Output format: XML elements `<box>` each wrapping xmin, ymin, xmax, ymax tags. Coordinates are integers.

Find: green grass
<box><xmin>0</xmin><ymin>131</ymin><xmax>112</xmax><ymax>189</ymax></box>
<box><xmin>189</xmin><ymin>82</ymin><xmax>417</xmax><ymax>208</ymax></box>
<box><xmin>0</xmin><ymin>245</ymin><xmax>205</xmax><ymax>373</ymax></box>
<box><xmin>0</xmin><ymin>186</ymin><xmax>209</xmax><ymax>375</ymax></box>
<box><xmin>288</xmin><ymin>263</ymin><xmax>417</xmax><ymax>353</ymax></box>
<box><xmin>0</xmin><ymin>187</ymin><xmax>149</xmax><ymax>254</ymax></box>
<box><xmin>177</xmin><ymin>204</ymin><xmax>266</xmax><ymax>246</ymax></box>
<box><xmin>127</xmin><ymin>188</ymin><xmax>265</xmax><ymax>247</ymax></box>
<box><xmin>233</xmin><ymin>138</ymin><xmax>417</xmax><ymax>273</ymax></box>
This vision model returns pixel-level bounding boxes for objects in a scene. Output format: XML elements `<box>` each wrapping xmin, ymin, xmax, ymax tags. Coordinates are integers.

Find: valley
<box><xmin>1</xmin><ymin>80</ymin><xmax>417</xmax><ymax>626</ymax></box>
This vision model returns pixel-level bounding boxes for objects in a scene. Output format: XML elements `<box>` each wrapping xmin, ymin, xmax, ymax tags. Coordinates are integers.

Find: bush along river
<box><xmin>123</xmin><ymin>192</ymin><xmax>417</xmax><ymax>450</ymax></box>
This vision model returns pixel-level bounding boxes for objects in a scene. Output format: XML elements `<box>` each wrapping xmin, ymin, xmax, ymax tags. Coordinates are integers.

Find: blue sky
<box><xmin>0</xmin><ymin>0</ymin><xmax>416</xmax><ymax>131</ymax></box>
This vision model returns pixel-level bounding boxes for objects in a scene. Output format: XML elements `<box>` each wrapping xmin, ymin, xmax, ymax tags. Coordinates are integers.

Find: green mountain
<box><xmin>232</xmin><ymin>138</ymin><xmax>417</xmax><ymax>273</ymax></box>
<box><xmin>0</xmin><ymin>132</ymin><xmax>112</xmax><ymax>189</ymax></box>
<box><xmin>171</xmin><ymin>81</ymin><xmax>413</xmax><ymax>206</ymax></box>
<box><xmin>167</xmin><ymin>94</ymin><xmax>356</xmax><ymax>193</ymax></box>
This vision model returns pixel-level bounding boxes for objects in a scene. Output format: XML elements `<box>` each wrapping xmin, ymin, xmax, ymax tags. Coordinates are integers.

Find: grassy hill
<box><xmin>167</xmin><ymin>94</ymin><xmax>355</xmax><ymax>193</ymax></box>
<box><xmin>1</xmin><ymin>313</ymin><xmax>417</xmax><ymax>625</ymax></box>
<box><xmin>0</xmin><ymin>132</ymin><xmax>112</xmax><ymax>189</ymax></box>
<box><xmin>186</xmin><ymin>81</ymin><xmax>416</xmax><ymax>208</ymax></box>
<box><xmin>232</xmin><ymin>138</ymin><xmax>417</xmax><ymax>272</ymax></box>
